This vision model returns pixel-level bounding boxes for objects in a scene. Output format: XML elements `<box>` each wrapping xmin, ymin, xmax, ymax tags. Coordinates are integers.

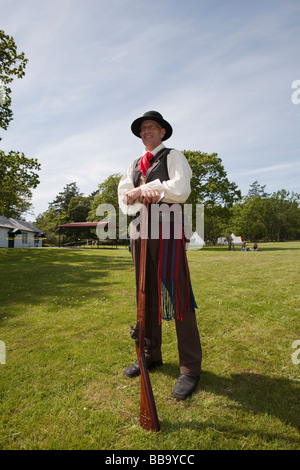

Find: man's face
<box><xmin>139</xmin><ymin>120</ymin><xmax>166</xmax><ymax>151</ymax></box>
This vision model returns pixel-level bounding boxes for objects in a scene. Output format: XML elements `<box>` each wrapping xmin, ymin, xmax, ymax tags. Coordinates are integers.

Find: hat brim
<box><xmin>131</xmin><ymin>116</ymin><xmax>173</xmax><ymax>141</ymax></box>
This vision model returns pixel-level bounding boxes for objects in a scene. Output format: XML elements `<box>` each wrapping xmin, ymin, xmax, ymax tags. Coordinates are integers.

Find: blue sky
<box><xmin>1</xmin><ymin>0</ymin><xmax>300</xmax><ymax>219</ymax></box>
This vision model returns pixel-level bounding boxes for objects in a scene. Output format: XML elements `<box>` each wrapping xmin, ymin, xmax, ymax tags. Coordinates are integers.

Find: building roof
<box><xmin>58</xmin><ymin>221</ymin><xmax>110</xmax><ymax>228</ymax></box>
<box><xmin>0</xmin><ymin>216</ymin><xmax>44</xmax><ymax>235</ymax></box>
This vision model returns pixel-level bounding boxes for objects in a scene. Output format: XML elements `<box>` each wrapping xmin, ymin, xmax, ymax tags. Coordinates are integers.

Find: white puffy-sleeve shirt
<box><xmin>118</xmin><ymin>143</ymin><xmax>192</xmax><ymax>215</ymax></box>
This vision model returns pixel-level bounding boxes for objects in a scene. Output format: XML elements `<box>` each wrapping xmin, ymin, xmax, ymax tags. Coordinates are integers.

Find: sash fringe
<box><xmin>158</xmin><ymin>226</ymin><xmax>198</xmax><ymax>324</ymax></box>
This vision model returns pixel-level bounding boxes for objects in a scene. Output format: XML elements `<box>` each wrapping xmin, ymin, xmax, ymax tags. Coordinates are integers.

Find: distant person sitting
<box><xmin>252</xmin><ymin>242</ymin><xmax>259</xmax><ymax>251</ymax></box>
<box><xmin>241</xmin><ymin>241</ymin><xmax>248</xmax><ymax>251</ymax></box>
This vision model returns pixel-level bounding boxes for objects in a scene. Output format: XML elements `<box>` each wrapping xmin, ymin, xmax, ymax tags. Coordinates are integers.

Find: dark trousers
<box><xmin>131</xmin><ymin>236</ymin><xmax>202</xmax><ymax>376</ymax></box>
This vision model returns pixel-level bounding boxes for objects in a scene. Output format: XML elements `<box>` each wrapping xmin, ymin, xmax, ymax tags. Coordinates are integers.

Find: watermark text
<box><xmin>0</xmin><ymin>341</ymin><xmax>5</xmax><ymax>364</ymax></box>
<box><xmin>291</xmin><ymin>340</ymin><xmax>300</xmax><ymax>365</ymax></box>
<box><xmin>291</xmin><ymin>80</ymin><xmax>300</xmax><ymax>104</ymax></box>
<box><xmin>95</xmin><ymin>203</ymin><xmax>204</xmax><ymax>246</ymax></box>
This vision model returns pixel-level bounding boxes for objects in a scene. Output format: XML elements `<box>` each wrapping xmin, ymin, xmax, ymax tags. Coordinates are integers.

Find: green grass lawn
<box><xmin>0</xmin><ymin>243</ymin><xmax>299</xmax><ymax>450</ymax></box>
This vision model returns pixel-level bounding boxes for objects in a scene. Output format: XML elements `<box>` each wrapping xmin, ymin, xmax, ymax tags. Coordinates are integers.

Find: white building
<box><xmin>0</xmin><ymin>217</ymin><xmax>44</xmax><ymax>248</ymax></box>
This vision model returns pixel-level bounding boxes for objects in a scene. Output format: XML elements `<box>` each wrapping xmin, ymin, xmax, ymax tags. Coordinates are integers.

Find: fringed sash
<box><xmin>157</xmin><ymin>221</ymin><xmax>197</xmax><ymax>324</ymax></box>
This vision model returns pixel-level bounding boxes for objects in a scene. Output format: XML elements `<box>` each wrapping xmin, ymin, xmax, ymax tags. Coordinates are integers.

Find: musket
<box><xmin>130</xmin><ymin>198</ymin><xmax>160</xmax><ymax>432</ymax></box>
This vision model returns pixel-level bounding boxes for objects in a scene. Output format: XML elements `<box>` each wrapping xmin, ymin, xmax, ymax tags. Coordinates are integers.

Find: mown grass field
<box><xmin>0</xmin><ymin>243</ymin><xmax>299</xmax><ymax>450</ymax></box>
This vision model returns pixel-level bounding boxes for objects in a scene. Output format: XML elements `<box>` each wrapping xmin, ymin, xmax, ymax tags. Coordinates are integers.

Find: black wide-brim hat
<box><xmin>131</xmin><ymin>110</ymin><xmax>173</xmax><ymax>141</ymax></box>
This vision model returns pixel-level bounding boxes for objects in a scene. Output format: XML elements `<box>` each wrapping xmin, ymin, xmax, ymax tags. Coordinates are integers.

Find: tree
<box><xmin>88</xmin><ymin>173</ymin><xmax>121</xmax><ymax>220</ymax></box>
<box><xmin>0</xmin><ymin>30</ymin><xmax>28</xmax><ymax>136</ymax></box>
<box><xmin>266</xmin><ymin>190</ymin><xmax>300</xmax><ymax>241</ymax></box>
<box><xmin>48</xmin><ymin>182</ymin><xmax>82</xmax><ymax>215</ymax></box>
<box><xmin>229</xmin><ymin>196</ymin><xmax>267</xmax><ymax>241</ymax></box>
<box><xmin>36</xmin><ymin>183</ymin><xmax>98</xmax><ymax>246</ymax></box>
<box><xmin>35</xmin><ymin>208</ymin><xmax>63</xmax><ymax>246</ymax></box>
<box><xmin>184</xmin><ymin>151</ymin><xmax>241</xmax><ymax>206</ymax></box>
<box><xmin>67</xmin><ymin>195</ymin><xmax>92</xmax><ymax>222</ymax></box>
<box><xmin>87</xmin><ymin>173</ymin><xmax>122</xmax><ymax>241</ymax></box>
<box><xmin>229</xmin><ymin>189</ymin><xmax>300</xmax><ymax>241</ymax></box>
<box><xmin>247</xmin><ymin>180</ymin><xmax>270</xmax><ymax>199</ymax></box>
<box><xmin>183</xmin><ymin>151</ymin><xmax>241</xmax><ymax>241</ymax></box>
<box><xmin>0</xmin><ymin>150</ymin><xmax>41</xmax><ymax>217</ymax></box>
<box><xmin>0</xmin><ymin>31</ymin><xmax>40</xmax><ymax>218</ymax></box>
<box><xmin>37</xmin><ymin>183</ymin><xmax>91</xmax><ymax>245</ymax></box>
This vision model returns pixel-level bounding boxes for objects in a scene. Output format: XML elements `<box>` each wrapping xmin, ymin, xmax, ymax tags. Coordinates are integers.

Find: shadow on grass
<box><xmin>202</xmin><ymin>371</ymin><xmax>299</xmax><ymax>430</ymax></box>
<box><xmin>161</xmin><ymin>366</ymin><xmax>299</xmax><ymax>436</ymax></box>
<box><xmin>160</xmin><ymin>364</ymin><xmax>300</xmax><ymax>442</ymax></box>
<box><xmin>0</xmin><ymin>248</ymin><xmax>133</xmax><ymax>316</ymax></box>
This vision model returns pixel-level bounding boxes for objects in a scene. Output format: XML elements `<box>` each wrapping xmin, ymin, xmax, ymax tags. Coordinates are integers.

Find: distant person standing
<box><xmin>226</xmin><ymin>233</ymin><xmax>233</xmax><ymax>251</ymax></box>
<box><xmin>118</xmin><ymin>111</ymin><xmax>202</xmax><ymax>400</ymax></box>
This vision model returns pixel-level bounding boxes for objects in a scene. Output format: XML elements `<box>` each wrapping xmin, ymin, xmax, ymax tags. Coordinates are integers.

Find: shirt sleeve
<box><xmin>118</xmin><ymin>160</ymin><xmax>140</xmax><ymax>215</ymax></box>
<box><xmin>118</xmin><ymin>149</ymin><xmax>192</xmax><ymax>215</ymax></box>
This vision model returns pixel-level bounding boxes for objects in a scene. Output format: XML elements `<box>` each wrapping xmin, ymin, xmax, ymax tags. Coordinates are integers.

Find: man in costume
<box><xmin>118</xmin><ymin>111</ymin><xmax>202</xmax><ymax>400</ymax></box>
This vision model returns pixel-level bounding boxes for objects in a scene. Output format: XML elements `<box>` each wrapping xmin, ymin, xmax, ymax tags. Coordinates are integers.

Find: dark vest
<box><xmin>133</xmin><ymin>148</ymin><xmax>172</xmax><ymax>188</ymax></box>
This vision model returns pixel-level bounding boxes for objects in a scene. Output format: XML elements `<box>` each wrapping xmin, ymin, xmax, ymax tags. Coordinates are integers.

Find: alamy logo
<box><xmin>0</xmin><ymin>341</ymin><xmax>5</xmax><ymax>364</ymax></box>
<box><xmin>95</xmin><ymin>203</ymin><xmax>204</xmax><ymax>243</ymax></box>
<box><xmin>291</xmin><ymin>340</ymin><xmax>300</xmax><ymax>365</ymax></box>
<box><xmin>291</xmin><ymin>80</ymin><xmax>300</xmax><ymax>104</ymax></box>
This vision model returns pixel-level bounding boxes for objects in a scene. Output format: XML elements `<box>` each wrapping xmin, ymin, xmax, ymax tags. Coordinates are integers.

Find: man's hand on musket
<box><xmin>142</xmin><ymin>189</ymin><xmax>161</xmax><ymax>204</ymax></box>
<box><xmin>123</xmin><ymin>187</ymin><xmax>141</xmax><ymax>205</ymax></box>
<box><xmin>124</xmin><ymin>187</ymin><xmax>161</xmax><ymax>205</ymax></box>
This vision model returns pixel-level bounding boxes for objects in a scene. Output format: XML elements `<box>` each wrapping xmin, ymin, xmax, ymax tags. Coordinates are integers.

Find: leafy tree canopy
<box><xmin>0</xmin><ymin>30</ymin><xmax>28</xmax><ymax>134</ymax></box>
<box><xmin>183</xmin><ymin>150</ymin><xmax>241</xmax><ymax>207</ymax></box>
<box><xmin>87</xmin><ymin>173</ymin><xmax>122</xmax><ymax>221</ymax></box>
<box><xmin>247</xmin><ymin>180</ymin><xmax>270</xmax><ymax>199</ymax></box>
<box><xmin>0</xmin><ymin>150</ymin><xmax>41</xmax><ymax>218</ymax></box>
<box><xmin>0</xmin><ymin>30</ymin><xmax>40</xmax><ymax>218</ymax></box>
<box><xmin>228</xmin><ymin>186</ymin><xmax>300</xmax><ymax>241</ymax></box>
<box><xmin>48</xmin><ymin>182</ymin><xmax>82</xmax><ymax>215</ymax></box>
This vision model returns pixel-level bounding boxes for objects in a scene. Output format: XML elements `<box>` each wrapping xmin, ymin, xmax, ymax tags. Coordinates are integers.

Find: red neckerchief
<box><xmin>139</xmin><ymin>151</ymin><xmax>154</xmax><ymax>177</ymax></box>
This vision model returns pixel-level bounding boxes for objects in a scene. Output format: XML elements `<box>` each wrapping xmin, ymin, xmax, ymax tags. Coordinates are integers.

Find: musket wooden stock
<box><xmin>132</xmin><ymin>198</ymin><xmax>160</xmax><ymax>432</ymax></box>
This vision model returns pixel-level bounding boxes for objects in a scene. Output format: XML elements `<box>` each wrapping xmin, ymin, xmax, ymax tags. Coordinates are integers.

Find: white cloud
<box><xmin>1</xmin><ymin>0</ymin><xmax>300</xmax><ymax>217</ymax></box>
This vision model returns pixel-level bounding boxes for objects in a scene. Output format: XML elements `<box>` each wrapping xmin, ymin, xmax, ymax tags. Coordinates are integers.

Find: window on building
<box><xmin>22</xmin><ymin>233</ymin><xmax>28</xmax><ymax>244</ymax></box>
